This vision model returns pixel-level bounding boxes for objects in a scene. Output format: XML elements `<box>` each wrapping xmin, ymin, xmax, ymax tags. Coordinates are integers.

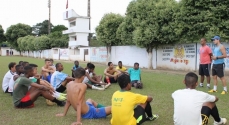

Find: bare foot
<box><xmin>71</xmin><ymin>122</ymin><xmax>82</xmax><ymax>125</ymax></box>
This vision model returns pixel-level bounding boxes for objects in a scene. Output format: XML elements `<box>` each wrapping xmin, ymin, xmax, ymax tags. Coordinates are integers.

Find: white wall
<box><xmin>75</xmin><ymin>18</ymin><xmax>90</xmax><ymax>33</ymax></box>
<box><xmin>157</xmin><ymin>44</ymin><xmax>197</xmax><ymax>71</ymax></box>
<box><xmin>68</xmin><ymin>33</ymin><xmax>89</xmax><ymax>47</ymax></box>
<box><xmin>0</xmin><ymin>47</ymin><xmax>20</xmax><ymax>56</ymax></box>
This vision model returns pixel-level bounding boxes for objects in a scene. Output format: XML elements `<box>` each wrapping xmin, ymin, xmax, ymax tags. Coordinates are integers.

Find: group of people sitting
<box><xmin>1</xmin><ymin>59</ymin><xmax>227</xmax><ymax>125</ymax></box>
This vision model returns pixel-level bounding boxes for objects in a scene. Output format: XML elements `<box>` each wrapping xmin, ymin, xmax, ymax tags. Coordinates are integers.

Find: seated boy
<box><xmin>172</xmin><ymin>72</ymin><xmax>227</xmax><ymax>125</ymax></box>
<box><xmin>83</xmin><ymin>63</ymin><xmax>108</xmax><ymax>90</ymax></box>
<box><xmin>71</xmin><ymin>60</ymin><xmax>80</xmax><ymax>77</ymax></box>
<box><xmin>41</xmin><ymin>59</ymin><xmax>55</xmax><ymax>83</ymax></box>
<box><xmin>2</xmin><ymin>62</ymin><xmax>16</xmax><ymax>93</ymax></box>
<box><xmin>116</xmin><ymin>61</ymin><xmax>128</xmax><ymax>74</ymax></box>
<box><xmin>8</xmin><ymin>65</ymin><xmax>24</xmax><ymax>93</ymax></box>
<box><xmin>49</xmin><ymin>59</ymin><xmax>56</xmax><ymax>70</ymax></box>
<box><xmin>13</xmin><ymin>65</ymin><xmax>66</xmax><ymax>108</ymax></box>
<box><xmin>56</xmin><ymin>68</ymin><xmax>111</xmax><ymax>125</ymax></box>
<box><xmin>22</xmin><ymin>61</ymin><xmax>29</xmax><ymax>67</ymax></box>
<box><xmin>111</xmin><ymin>74</ymin><xmax>159</xmax><ymax>125</ymax></box>
<box><xmin>128</xmin><ymin>62</ymin><xmax>142</xmax><ymax>88</ymax></box>
<box><xmin>104</xmin><ymin>62</ymin><xmax>121</xmax><ymax>85</ymax></box>
<box><xmin>51</xmin><ymin>63</ymin><xmax>74</xmax><ymax>93</ymax></box>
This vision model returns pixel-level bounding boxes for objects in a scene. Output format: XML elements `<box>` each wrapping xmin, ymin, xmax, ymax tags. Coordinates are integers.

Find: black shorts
<box><xmin>212</xmin><ymin>63</ymin><xmax>225</xmax><ymax>78</ymax></box>
<box><xmin>16</xmin><ymin>100</ymin><xmax>34</xmax><ymax>108</ymax></box>
<box><xmin>56</xmin><ymin>84</ymin><xmax>66</xmax><ymax>93</ymax></box>
<box><xmin>199</xmin><ymin>64</ymin><xmax>211</xmax><ymax>76</ymax></box>
<box><xmin>134</xmin><ymin>105</ymin><xmax>147</xmax><ymax>125</ymax></box>
<box><xmin>104</xmin><ymin>77</ymin><xmax>117</xmax><ymax>83</ymax></box>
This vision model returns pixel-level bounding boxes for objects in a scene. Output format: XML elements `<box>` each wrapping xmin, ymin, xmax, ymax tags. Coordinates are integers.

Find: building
<box><xmin>62</xmin><ymin>9</ymin><xmax>91</xmax><ymax>61</ymax></box>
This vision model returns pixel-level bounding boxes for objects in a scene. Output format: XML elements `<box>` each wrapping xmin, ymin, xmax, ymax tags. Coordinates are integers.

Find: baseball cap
<box><xmin>211</xmin><ymin>36</ymin><xmax>220</xmax><ymax>40</ymax></box>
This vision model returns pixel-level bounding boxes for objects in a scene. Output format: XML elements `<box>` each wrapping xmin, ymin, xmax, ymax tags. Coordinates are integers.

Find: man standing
<box><xmin>199</xmin><ymin>38</ymin><xmax>212</xmax><ymax>88</ymax></box>
<box><xmin>208</xmin><ymin>36</ymin><xmax>227</xmax><ymax>94</ymax></box>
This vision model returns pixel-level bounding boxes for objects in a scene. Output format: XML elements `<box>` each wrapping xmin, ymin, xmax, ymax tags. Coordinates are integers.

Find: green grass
<box><xmin>0</xmin><ymin>56</ymin><xmax>228</xmax><ymax>125</ymax></box>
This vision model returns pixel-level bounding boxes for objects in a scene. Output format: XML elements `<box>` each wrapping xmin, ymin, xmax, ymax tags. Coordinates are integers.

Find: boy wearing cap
<box><xmin>208</xmin><ymin>36</ymin><xmax>227</xmax><ymax>94</ymax></box>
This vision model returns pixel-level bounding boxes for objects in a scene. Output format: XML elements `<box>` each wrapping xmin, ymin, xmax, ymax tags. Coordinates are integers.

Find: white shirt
<box><xmin>172</xmin><ymin>89</ymin><xmax>216</xmax><ymax>125</ymax></box>
<box><xmin>2</xmin><ymin>70</ymin><xmax>15</xmax><ymax>92</ymax></box>
<box><xmin>82</xmin><ymin>69</ymin><xmax>93</xmax><ymax>83</ymax></box>
<box><xmin>50</xmin><ymin>71</ymin><xmax>68</xmax><ymax>90</ymax></box>
<box><xmin>8</xmin><ymin>74</ymin><xmax>25</xmax><ymax>92</ymax></box>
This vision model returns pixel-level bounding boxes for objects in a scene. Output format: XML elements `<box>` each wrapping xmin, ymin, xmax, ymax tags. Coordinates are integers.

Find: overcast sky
<box><xmin>0</xmin><ymin>0</ymin><xmax>131</xmax><ymax>33</ymax></box>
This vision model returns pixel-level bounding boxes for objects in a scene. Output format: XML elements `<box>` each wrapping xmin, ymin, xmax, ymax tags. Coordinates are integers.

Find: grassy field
<box><xmin>0</xmin><ymin>56</ymin><xmax>228</xmax><ymax>125</ymax></box>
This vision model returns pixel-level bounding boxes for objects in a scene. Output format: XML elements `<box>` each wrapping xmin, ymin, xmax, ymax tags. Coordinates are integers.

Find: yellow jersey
<box><xmin>111</xmin><ymin>90</ymin><xmax>147</xmax><ymax>125</ymax></box>
<box><xmin>116</xmin><ymin>66</ymin><xmax>127</xmax><ymax>72</ymax></box>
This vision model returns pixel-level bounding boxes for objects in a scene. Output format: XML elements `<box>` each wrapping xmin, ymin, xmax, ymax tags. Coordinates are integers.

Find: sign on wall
<box><xmin>157</xmin><ymin>44</ymin><xmax>196</xmax><ymax>71</ymax></box>
<box><xmin>90</xmin><ymin>47</ymin><xmax>107</xmax><ymax>62</ymax></box>
<box><xmin>60</xmin><ymin>49</ymin><xmax>69</xmax><ymax>58</ymax></box>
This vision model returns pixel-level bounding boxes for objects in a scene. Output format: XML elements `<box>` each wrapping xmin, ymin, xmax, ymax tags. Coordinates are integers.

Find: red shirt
<box><xmin>199</xmin><ymin>45</ymin><xmax>212</xmax><ymax>64</ymax></box>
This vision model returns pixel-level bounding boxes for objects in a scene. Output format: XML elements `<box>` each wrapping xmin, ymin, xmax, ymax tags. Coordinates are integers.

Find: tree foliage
<box><xmin>5</xmin><ymin>23</ymin><xmax>31</xmax><ymax>50</ymax></box>
<box><xmin>51</xmin><ymin>25</ymin><xmax>68</xmax><ymax>32</ymax></box>
<box><xmin>33</xmin><ymin>20</ymin><xmax>53</xmax><ymax>36</ymax></box>
<box><xmin>48</xmin><ymin>31</ymin><xmax>68</xmax><ymax>48</ymax></box>
<box><xmin>96</xmin><ymin>13</ymin><xmax>124</xmax><ymax>46</ymax></box>
<box><xmin>0</xmin><ymin>25</ymin><xmax>6</xmax><ymax>44</ymax></box>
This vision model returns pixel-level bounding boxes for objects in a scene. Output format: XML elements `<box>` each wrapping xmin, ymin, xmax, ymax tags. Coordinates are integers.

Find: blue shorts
<box><xmin>81</xmin><ymin>102</ymin><xmax>106</xmax><ymax>119</ymax></box>
<box><xmin>42</xmin><ymin>74</ymin><xmax>52</xmax><ymax>83</ymax></box>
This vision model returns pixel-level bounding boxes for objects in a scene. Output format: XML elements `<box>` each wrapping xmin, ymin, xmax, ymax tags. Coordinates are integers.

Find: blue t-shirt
<box><xmin>128</xmin><ymin>68</ymin><xmax>141</xmax><ymax>81</ymax></box>
<box><xmin>72</xmin><ymin>65</ymin><xmax>80</xmax><ymax>70</ymax></box>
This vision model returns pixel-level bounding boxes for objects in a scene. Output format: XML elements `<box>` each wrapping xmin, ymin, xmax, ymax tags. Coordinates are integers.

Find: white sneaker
<box><xmin>214</xmin><ymin>118</ymin><xmax>227</xmax><ymax>125</ymax></box>
<box><xmin>105</xmin><ymin>83</ymin><xmax>111</xmax><ymax>89</ymax></box>
<box><xmin>92</xmin><ymin>85</ymin><xmax>105</xmax><ymax>91</ymax></box>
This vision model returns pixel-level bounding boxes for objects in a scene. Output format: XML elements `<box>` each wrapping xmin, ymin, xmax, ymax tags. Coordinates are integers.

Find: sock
<box><xmin>145</xmin><ymin>102</ymin><xmax>153</xmax><ymax>117</ymax></box>
<box><xmin>200</xmin><ymin>83</ymin><xmax>203</xmax><ymax>86</ymax></box>
<box><xmin>213</xmin><ymin>85</ymin><xmax>217</xmax><ymax>91</ymax></box>
<box><xmin>201</xmin><ymin>106</ymin><xmax>211</xmax><ymax>124</ymax></box>
<box><xmin>207</xmin><ymin>83</ymin><xmax>210</xmax><ymax>87</ymax></box>
<box><xmin>97</xmin><ymin>104</ymin><xmax>105</xmax><ymax>108</ymax></box>
<box><xmin>223</xmin><ymin>87</ymin><xmax>227</xmax><ymax>92</ymax></box>
<box><xmin>211</xmin><ymin>105</ymin><xmax>221</xmax><ymax>122</ymax></box>
<box><xmin>52</xmin><ymin>98</ymin><xmax>62</xmax><ymax>105</ymax></box>
<box><xmin>106</xmin><ymin>78</ymin><xmax>110</xmax><ymax>84</ymax></box>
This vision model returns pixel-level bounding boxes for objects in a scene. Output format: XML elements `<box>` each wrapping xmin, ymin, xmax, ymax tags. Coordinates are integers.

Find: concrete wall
<box><xmin>7</xmin><ymin>43</ymin><xmax>229</xmax><ymax>71</ymax></box>
<box><xmin>1</xmin><ymin>47</ymin><xmax>20</xmax><ymax>56</ymax></box>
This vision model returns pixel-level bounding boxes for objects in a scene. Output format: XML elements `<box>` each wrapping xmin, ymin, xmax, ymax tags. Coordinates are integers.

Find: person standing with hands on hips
<box><xmin>208</xmin><ymin>36</ymin><xmax>227</xmax><ymax>94</ymax></box>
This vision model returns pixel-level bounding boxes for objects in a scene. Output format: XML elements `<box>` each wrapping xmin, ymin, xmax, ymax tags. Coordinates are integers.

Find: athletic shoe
<box><xmin>221</xmin><ymin>90</ymin><xmax>227</xmax><ymax>95</ymax></box>
<box><xmin>213</xmin><ymin>118</ymin><xmax>227</xmax><ymax>125</ymax></box>
<box><xmin>105</xmin><ymin>83</ymin><xmax>111</xmax><ymax>89</ymax></box>
<box><xmin>92</xmin><ymin>85</ymin><xmax>105</xmax><ymax>90</ymax></box>
<box><xmin>52</xmin><ymin>92</ymin><xmax>67</xmax><ymax>101</ymax></box>
<box><xmin>208</xmin><ymin>89</ymin><xmax>217</xmax><ymax>93</ymax></box>
<box><xmin>207</xmin><ymin>86</ymin><xmax>211</xmax><ymax>89</ymax></box>
<box><xmin>146</xmin><ymin>114</ymin><xmax>159</xmax><ymax>121</ymax></box>
<box><xmin>46</xmin><ymin>99</ymin><xmax>56</xmax><ymax>106</ymax></box>
<box><xmin>57</xmin><ymin>101</ymin><xmax>66</xmax><ymax>107</ymax></box>
<box><xmin>199</xmin><ymin>84</ymin><xmax>204</xmax><ymax>87</ymax></box>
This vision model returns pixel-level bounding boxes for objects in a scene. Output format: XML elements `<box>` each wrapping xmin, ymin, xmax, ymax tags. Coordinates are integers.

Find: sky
<box><xmin>0</xmin><ymin>0</ymin><xmax>131</xmax><ymax>33</ymax></box>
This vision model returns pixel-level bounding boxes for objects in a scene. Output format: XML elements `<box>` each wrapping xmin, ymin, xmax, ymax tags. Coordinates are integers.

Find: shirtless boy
<box><xmin>104</xmin><ymin>62</ymin><xmax>121</xmax><ymax>85</ymax></box>
<box><xmin>56</xmin><ymin>68</ymin><xmax>111</xmax><ymax>125</ymax></box>
<box><xmin>41</xmin><ymin>59</ymin><xmax>55</xmax><ymax>83</ymax></box>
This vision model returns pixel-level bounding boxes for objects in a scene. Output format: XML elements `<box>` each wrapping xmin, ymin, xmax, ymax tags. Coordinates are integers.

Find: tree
<box><xmin>5</xmin><ymin>23</ymin><xmax>31</xmax><ymax>51</ymax></box>
<box><xmin>127</xmin><ymin>0</ymin><xmax>178</xmax><ymax>69</ymax></box>
<box><xmin>34</xmin><ymin>35</ymin><xmax>50</xmax><ymax>58</ymax></box>
<box><xmin>116</xmin><ymin>1</ymin><xmax>137</xmax><ymax>45</ymax></box>
<box><xmin>33</xmin><ymin>20</ymin><xmax>53</xmax><ymax>35</ymax></box>
<box><xmin>0</xmin><ymin>25</ymin><xmax>6</xmax><ymax>44</ymax></box>
<box><xmin>48</xmin><ymin>31</ymin><xmax>68</xmax><ymax>48</ymax></box>
<box><xmin>51</xmin><ymin>25</ymin><xmax>68</xmax><ymax>32</ymax></box>
<box><xmin>95</xmin><ymin>13</ymin><xmax>124</xmax><ymax>62</ymax></box>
